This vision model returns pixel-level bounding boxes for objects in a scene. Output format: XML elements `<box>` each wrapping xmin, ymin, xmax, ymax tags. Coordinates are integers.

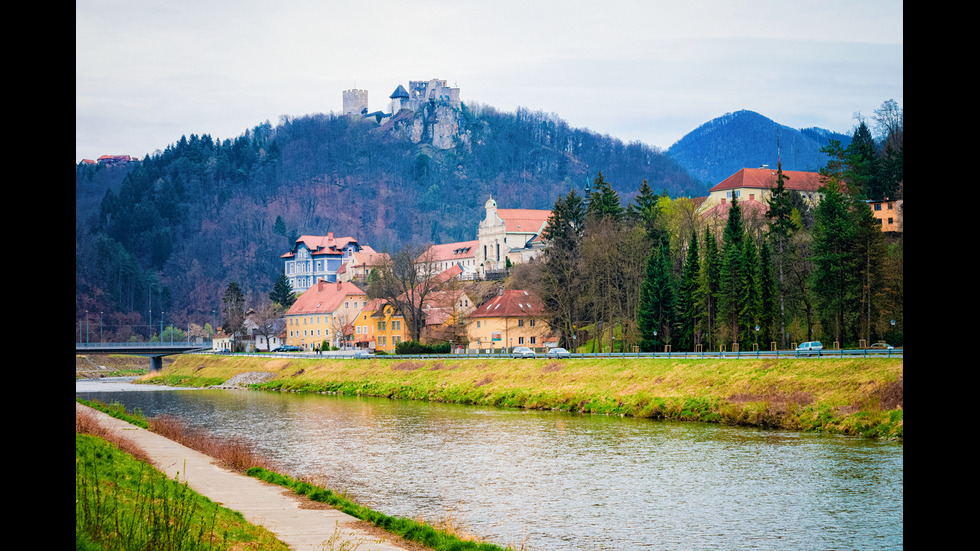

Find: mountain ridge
<box><xmin>666</xmin><ymin>109</ymin><xmax>852</xmax><ymax>187</ymax></box>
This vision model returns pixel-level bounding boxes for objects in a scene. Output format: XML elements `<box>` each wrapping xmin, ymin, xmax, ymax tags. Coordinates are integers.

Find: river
<box><xmin>76</xmin><ymin>377</ymin><xmax>903</xmax><ymax>550</ymax></box>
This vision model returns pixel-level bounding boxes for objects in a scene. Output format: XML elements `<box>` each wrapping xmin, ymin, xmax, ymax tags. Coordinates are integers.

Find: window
<box><xmin>530</xmin><ymin>319</ymin><xmax>536</xmax><ymax>327</ymax></box>
<box><xmin>518</xmin><ymin>319</ymin><xmax>525</xmax><ymax>327</ymax></box>
<box><xmin>518</xmin><ymin>337</ymin><xmax>525</xmax><ymax>344</ymax></box>
<box><xmin>530</xmin><ymin>336</ymin><xmax>536</xmax><ymax>344</ymax></box>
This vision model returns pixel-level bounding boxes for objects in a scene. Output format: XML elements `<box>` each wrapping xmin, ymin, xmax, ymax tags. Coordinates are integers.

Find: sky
<box><xmin>76</xmin><ymin>0</ymin><xmax>903</xmax><ymax>163</ymax></box>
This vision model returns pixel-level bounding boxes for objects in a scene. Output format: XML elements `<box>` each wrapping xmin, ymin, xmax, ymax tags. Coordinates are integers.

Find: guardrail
<box><xmin>191</xmin><ymin>347</ymin><xmax>903</xmax><ymax>360</ymax></box>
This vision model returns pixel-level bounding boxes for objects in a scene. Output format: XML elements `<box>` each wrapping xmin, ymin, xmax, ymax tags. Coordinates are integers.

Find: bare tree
<box><xmin>250</xmin><ymin>300</ymin><xmax>285</xmax><ymax>351</ymax></box>
<box><xmin>367</xmin><ymin>244</ymin><xmax>443</xmax><ymax>342</ymax></box>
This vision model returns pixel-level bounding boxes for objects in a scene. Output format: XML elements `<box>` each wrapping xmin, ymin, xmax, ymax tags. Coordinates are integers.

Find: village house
<box><xmin>417</xmin><ymin>240</ymin><xmax>480</xmax><ymax>280</ymax></box>
<box><xmin>284</xmin><ymin>280</ymin><xmax>369</xmax><ymax>351</ymax></box>
<box><xmin>354</xmin><ymin>299</ymin><xmax>410</xmax><ymax>353</ymax></box>
<box><xmin>419</xmin><ymin>288</ymin><xmax>478</xmax><ymax>347</ymax></box>
<box><xmin>466</xmin><ymin>289</ymin><xmax>553</xmax><ymax>352</ymax></box>
<box><xmin>338</xmin><ymin>248</ymin><xmax>389</xmax><ymax>283</ymax></box>
<box><xmin>867</xmin><ymin>198</ymin><xmax>903</xmax><ymax>232</ymax></box>
<box><xmin>477</xmin><ymin>197</ymin><xmax>551</xmax><ymax>277</ymax></box>
<box><xmin>281</xmin><ymin>233</ymin><xmax>371</xmax><ymax>293</ymax></box>
<box><xmin>699</xmin><ymin>166</ymin><xmax>826</xmax><ymax>214</ymax></box>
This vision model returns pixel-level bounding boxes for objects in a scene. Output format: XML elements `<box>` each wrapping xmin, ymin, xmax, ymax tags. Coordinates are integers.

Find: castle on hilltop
<box><xmin>343</xmin><ymin>79</ymin><xmax>460</xmax><ymax>122</ymax></box>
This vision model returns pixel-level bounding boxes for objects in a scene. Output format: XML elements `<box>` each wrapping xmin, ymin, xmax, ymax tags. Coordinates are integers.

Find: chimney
<box><xmin>328</xmin><ymin>232</ymin><xmax>334</xmax><ymax>239</ymax></box>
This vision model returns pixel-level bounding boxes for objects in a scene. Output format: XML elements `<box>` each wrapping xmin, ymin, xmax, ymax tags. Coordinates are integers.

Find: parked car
<box><xmin>511</xmin><ymin>346</ymin><xmax>535</xmax><ymax>358</ymax></box>
<box><xmin>546</xmin><ymin>347</ymin><xmax>571</xmax><ymax>359</ymax></box>
<box><xmin>273</xmin><ymin>345</ymin><xmax>300</xmax><ymax>352</ymax></box>
<box><xmin>869</xmin><ymin>342</ymin><xmax>894</xmax><ymax>350</ymax></box>
<box><xmin>795</xmin><ymin>341</ymin><xmax>823</xmax><ymax>354</ymax></box>
<box><xmin>352</xmin><ymin>350</ymin><xmax>373</xmax><ymax>358</ymax></box>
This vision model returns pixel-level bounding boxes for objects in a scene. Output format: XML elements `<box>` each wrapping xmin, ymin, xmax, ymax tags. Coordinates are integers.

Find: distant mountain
<box><xmin>666</xmin><ymin>110</ymin><xmax>853</xmax><ymax>188</ymax></box>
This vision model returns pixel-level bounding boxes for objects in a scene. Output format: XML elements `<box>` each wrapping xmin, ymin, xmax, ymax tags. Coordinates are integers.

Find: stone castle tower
<box><xmin>342</xmin><ymin>89</ymin><xmax>369</xmax><ymax>115</ymax></box>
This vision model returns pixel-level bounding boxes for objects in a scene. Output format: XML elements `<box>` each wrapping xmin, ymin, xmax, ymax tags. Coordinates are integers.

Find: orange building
<box><xmin>868</xmin><ymin>198</ymin><xmax>903</xmax><ymax>232</ymax></box>
<box><xmin>466</xmin><ymin>289</ymin><xmax>553</xmax><ymax>352</ymax></box>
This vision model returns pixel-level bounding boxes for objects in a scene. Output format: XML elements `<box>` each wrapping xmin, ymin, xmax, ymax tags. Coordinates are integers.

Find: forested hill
<box><xmin>667</xmin><ymin>110</ymin><xmax>853</xmax><ymax>186</ymax></box>
<box><xmin>75</xmin><ymin>103</ymin><xmax>702</xmax><ymax>327</ymax></box>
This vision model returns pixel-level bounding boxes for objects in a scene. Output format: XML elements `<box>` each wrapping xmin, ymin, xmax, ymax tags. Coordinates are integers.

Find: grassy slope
<box><xmin>146</xmin><ymin>354</ymin><xmax>903</xmax><ymax>439</ymax></box>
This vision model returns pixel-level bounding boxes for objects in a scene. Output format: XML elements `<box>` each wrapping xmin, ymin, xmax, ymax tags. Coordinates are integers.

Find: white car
<box><xmin>511</xmin><ymin>346</ymin><xmax>535</xmax><ymax>358</ymax></box>
<box><xmin>546</xmin><ymin>347</ymin><xmax>571</xmax><ymax>359</ymax></box>
<box><xmin>796</xmin><ymin>341</ymin><xmax>823</xmax><ymax>354</ymax></box>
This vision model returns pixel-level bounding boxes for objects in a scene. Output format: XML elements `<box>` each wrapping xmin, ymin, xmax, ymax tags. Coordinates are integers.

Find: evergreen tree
<box><xmin>738</xmin><ymin>236</ymin><xmax>761</xmax><ymax>346</ymax></box>
<box><xmin>269</xmin><ymin>271</ymin><xmax>296</xmax><ymax>309</ymax></box>
<box><xmin>765</xmin><ymin>161</ymin><xmax>795</xmax><ymax>347</ymax></box>
<box><xmin>626</xmin><ymin>179</ymin><xmax>663</xmax><ymax>243</ymax></box>
<box><xmin>695</xmin><ymin>228</ymin><xmax>720</xmax><ymax>351</ymax></box>
<box><xmin>585</xmin><ymin>171</ymin><xmax>624</xmax><ymax>223</ymax></box>
<box><xmin>757</xmin><ymin>241</ymin><xmax>779</xmax><ymax>348</ymax></box>
<box><xmin>811</xmin><ymin>179</ymin><xmax>858</xmax><ymax>346</ymax></box>
<box><xmin>675</xmin><ymin>232</ymin><xmax>700</xmax><ymax>351</ymax></box>
<box><xmin>852</xmin><ymin>201</ymin><xmax>887</xmax><ymax>344</ymax></box>
<box><xmin>637</xmin><ymin>236</ymin><xmax>675</xmax><ymax>352</ymax></box>
<box><xmin>718</xmin><ymin>197</ymin><xmax>746</xmax><ymax>347</ymax></box>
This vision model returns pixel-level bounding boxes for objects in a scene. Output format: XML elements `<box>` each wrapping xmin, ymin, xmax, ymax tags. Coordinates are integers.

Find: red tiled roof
<box><xmin>709</xmin><ymin>167</ymin><xmax>823</xmax><ymax>193</ymax></box>
<box><xmin>495</xmin><ymin>209</ymin><xmax>551</xmax><ymax>233</ymax></box>
<box><xmin>286</xmin><ymin>280</ymin><xmax>367</xmax><ymax>316</ymax></box>
<box><xmin>419</xmin><ymin>240</ymin><xmax>479</xmax><ymax>263</ymax></box>
<box><xmin>281</xmin><ymin>233</ymin><xmax>360</xmax><ymax>259</ymax></box>
<box><xmin>470</xmin><ymin>289</ymin><xmax>545</xmax><ymax>318</ymax></box>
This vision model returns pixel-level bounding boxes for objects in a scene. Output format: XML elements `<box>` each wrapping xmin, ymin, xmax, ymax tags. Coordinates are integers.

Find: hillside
<box><xmin>667</xmin><ymin>110</ymin><xmax>853</xmax><ymax>187</ymax></box>
<box><xmin>75</xmin><ymin>103</ymin><xmax>702</xmax><ymax>331</ymax></box>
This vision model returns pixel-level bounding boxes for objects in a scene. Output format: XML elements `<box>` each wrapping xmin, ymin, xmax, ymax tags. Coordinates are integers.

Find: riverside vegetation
<box><xmin>144</xmin><ymin>354</ymin><xmax>903</xmax><ymax>439</ymax></box>
<box><xmin>76</xmin><ymin>398</ymin><xmax>522</xmax><ymax>550</ymax></box>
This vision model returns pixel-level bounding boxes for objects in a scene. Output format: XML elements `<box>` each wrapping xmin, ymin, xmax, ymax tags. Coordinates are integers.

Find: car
<box><xmin>274</xmin><ymin>345</ymin><xmax>300</xmax><ymax>352</ymax></box>
<box><xmin>869</xmin><ymin>342</ymin><xmax>894</xmax><ymax>350</ymax></box>
<box><xmin>546</xmin><ymin>347</ymin><xmax>571</xmax><ymax>359</ymax></box>
<box><xmin>511</xmin><ymin>346</ymin><xmax>535</xmax><ymax>358</ymax></box>
<box><xmin>796</xmin><ymin>341</ymin><xmax>823</xmax><ymax>354</ymax></box>
<box><xmin>352</xmin><ymin>350</ymin><xmax>373</xmax><ymax>359</ymax></box>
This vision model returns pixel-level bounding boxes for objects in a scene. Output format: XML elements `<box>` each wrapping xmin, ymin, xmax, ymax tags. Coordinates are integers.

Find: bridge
<box><xmin>75</xmin><ymin>341</ymin><xmax>212</xmax><ymax>371</ymax></box>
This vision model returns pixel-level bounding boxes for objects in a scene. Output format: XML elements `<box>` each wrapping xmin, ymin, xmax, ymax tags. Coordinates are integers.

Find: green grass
<box><xmin>75</xmin><ymin>432</ymin><xmax>288</xmax><ymax>550</ymax></box>
<box><xmin>246</xmin><ymin>467</ymin><xmax>508</xmax><ymax>551</ymax></box>
<box><xmin>146</xmin><ymin>354</ymin><xmax>903</xmax><ymax>439</ymax></box>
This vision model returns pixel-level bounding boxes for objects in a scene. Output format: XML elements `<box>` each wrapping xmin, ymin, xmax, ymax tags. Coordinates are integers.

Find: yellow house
<box><xmin>356</xmin><ymin>298</ymin><xmax>409</xmax><ymax>353</ymax></box>
<box><xmin>285</xmin><ymin>280</ymin><xmax>368</xmax><ymax>350</ymax></box>
<box><xmin>467</xmin><ymin>289</ymin><xmax>552</xmax><ymax>351</ymax></box>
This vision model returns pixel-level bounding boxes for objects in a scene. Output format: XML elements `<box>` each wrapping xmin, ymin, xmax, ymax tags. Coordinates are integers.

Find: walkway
<box><xmin>76</xmin><ymin>402</ymin><xmax>419</xmax><ymax>551</ymax></box>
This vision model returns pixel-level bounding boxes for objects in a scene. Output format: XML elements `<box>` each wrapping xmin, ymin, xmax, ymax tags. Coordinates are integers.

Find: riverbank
<box><xmin>144</xmin><ymin>354</ymin><xmax>903</xmax><ymax>439</ymax></box>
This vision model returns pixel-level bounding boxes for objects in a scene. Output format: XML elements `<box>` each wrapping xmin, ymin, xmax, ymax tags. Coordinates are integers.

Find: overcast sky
<box><xmin>76</xmin><ymin>0</ymin><xmax>903</xmax><ymax>163</ymax></box>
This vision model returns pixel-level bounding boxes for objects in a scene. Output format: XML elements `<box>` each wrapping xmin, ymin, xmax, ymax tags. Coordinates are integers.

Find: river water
<box><xmin>76</xmin><ymin>377</ymin><xmax>903</xmax><ymax>550</ymax></box>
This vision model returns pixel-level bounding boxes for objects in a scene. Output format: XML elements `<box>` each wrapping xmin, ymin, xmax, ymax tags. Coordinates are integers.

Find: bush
<box><xmin>395</xmin><ymin>340</ymin><xmax>451</xmax><ymax>355</ymax></box>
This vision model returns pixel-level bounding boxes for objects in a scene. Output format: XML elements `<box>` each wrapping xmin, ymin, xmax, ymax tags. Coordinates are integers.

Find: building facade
<box><xmin>466</xmin><ymin>289</ymin><xmax>552</xmax><ymax>351</ymax></box>
<box><xmin>477</xmin><ymin>197</ymin><xmax>551</xmax><ymax>277</ymax></box>
<box><xmin>281</xmin><ymin>233</ymin><xmax>366</xmax><ymax>294</ymax></box>
<box><xmin>284</xmin><ymin>280</ymin><xmax>369</xmax><ymax>350</ymax></box>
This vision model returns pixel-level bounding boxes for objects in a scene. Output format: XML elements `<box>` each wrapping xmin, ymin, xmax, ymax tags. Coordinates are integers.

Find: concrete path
<box><xmin>77</xmin><ymin>402</ymin><xmax>417</xmax><ymax>551</ymax></box>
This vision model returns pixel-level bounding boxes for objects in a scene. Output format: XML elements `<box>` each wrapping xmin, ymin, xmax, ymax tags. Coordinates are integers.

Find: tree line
<box><xmin>523</xmin><ymin>107</ymin><xmax>903</xmax><ymax>351</ymax></box>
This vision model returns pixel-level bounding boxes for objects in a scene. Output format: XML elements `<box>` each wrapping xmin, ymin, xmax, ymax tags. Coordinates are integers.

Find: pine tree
<box><xmin>738</xmin><ymin>236</ymin><xmax>761</xmax><ymax>346</ymax></box>
<box><xmin>585</xmin><ymin>172</ymin><xmax>624</xmax><ymax>223</ymax></box>
<box><xmin>811</xmin><ymin>179</ymin><xmax>858</xmax><ymax>346</ymax></box>
<box><xmin>626</xmin><ymin>179</ymin><xmax>662</xmax><ymax>243</ymax></box>
<box><xmin>718</xmin><ymin>197</ymin><xmax>746</xmax><ymax>347</ymax></box>
<box><xmin>637</xmin><ymin>236</ymin><xmax>675</xmax><ymax>352</ymax></box>
<box><xmin>675</xmin><ymin>232</ymin><xmax>700</xmax><ymax>351</ymax></box>
<box><xmin>270</xmin><ymin>271</ymin><xmax>296</xmax><ymax>309</ymax></box>
<box><xmin>757</xmin><ymin>241</ymin><xmax>779</xmax><ymax>348</ymax></box>
<box><xmin>695</xmin><ymin>228</ymin><xmax>720</xmax><ymax>351</ymax></box>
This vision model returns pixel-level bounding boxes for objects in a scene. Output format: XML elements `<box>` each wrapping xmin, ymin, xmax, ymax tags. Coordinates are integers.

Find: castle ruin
<box><xmin>343</xmin><ymin>79</ymin><xmax>460</xmax><ymax>120</ymax></box>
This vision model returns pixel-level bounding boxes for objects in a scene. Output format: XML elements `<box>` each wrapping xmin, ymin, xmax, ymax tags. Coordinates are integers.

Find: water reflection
<box><xmin>77</xmin><ymin>382</ymin><xmax>902</xmax><ymax>550</ymax></box>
